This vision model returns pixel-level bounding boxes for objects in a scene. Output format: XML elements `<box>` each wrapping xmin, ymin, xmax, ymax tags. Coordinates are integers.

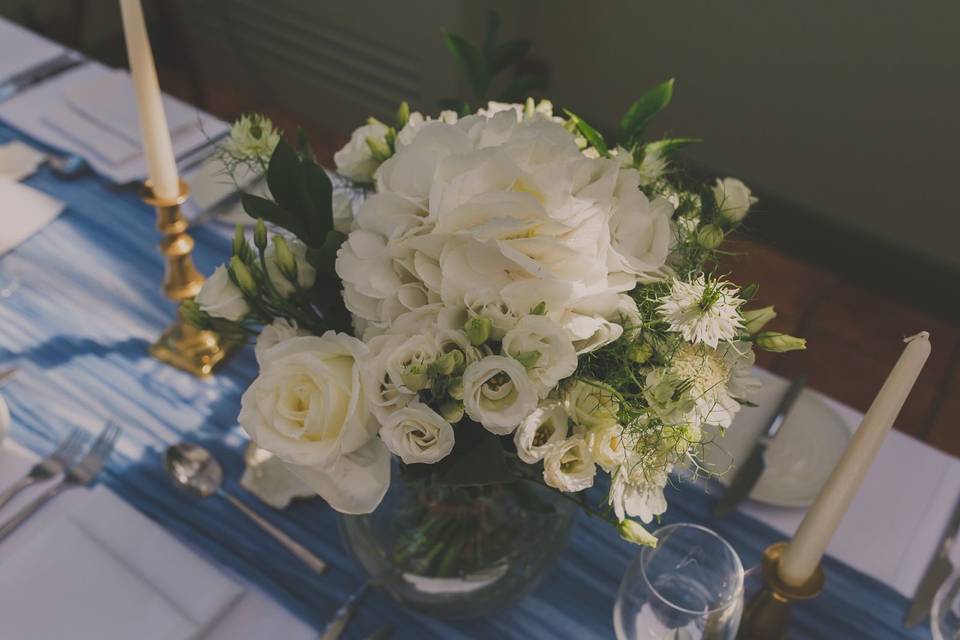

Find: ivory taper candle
<box><xmin>778</xmin><ymin>332</ymin><xmax>931</xmax><ymax>587</ymax></box>
<box><xmin>118</xmin><ymin>0</ymin><xmax>179</xmax><ymax>200</ymax></box>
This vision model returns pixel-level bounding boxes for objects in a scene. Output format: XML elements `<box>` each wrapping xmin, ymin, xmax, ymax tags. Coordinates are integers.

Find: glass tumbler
<box><xmin>614</xmin><ymin>523</ymin><xmax>744</xmax><ymax>640</ymax></box>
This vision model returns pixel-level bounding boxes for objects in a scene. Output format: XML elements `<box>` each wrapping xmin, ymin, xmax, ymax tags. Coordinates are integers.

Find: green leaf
<box><xmin>643</xmin><ymin>137</ymin><xmax>702</xmax><ymax>157</ymax></box>
<box><xmin>563</xmin><ymin>109</ymin><xmax>608</xmax><ymax>157</ymax></box>
<box><xmin>443</xmin><ymin>31</ymin><xmax>491</xmax><ymax>99</ymax></box>
<box><xmin>488</xmin><ymin>39</ymin><xmax>531</xmax><ymax>73</ymax></box>
<box><xmin>432</xmin><ymin>421</ymin><xmax>512</xmax><ymax>486</ymax></box>
<box><xmin>240</xmin><ymin>194</ymin><xmax>308</xmax><ymax>241</ymax></box>
<box><xmin>307</xmin><ymin>229</ymin><xmax>346</xmax><ymax>276</ymax></box>
<box><xmin>297</xmin><ymin>159</ymin><xmax>333</xmax><ymax>244</ymax></box>
<box><xmin>265</xmin><ymin>139</ymin><xmax>304</xmax><ymax>215</ymax></box>
<box><xmin>496</xmin><ymin>72</ymin><xmax>547</xmax><ymax>103</ymax></box>
<box><xmin>618</xmin><ymin>78</ymin><xmax>675</xmax><ymax>145</ymax></box>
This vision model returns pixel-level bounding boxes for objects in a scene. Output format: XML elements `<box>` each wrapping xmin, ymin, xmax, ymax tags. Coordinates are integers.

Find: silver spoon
<box><xmin>163</xmin><ymin>442</ymin><xmax>327</xmax><ymax>574</ymax></box>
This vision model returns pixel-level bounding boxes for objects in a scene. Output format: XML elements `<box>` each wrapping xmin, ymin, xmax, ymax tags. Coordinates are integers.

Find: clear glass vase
<box><xmin>338</xmin><ymin>465</ymin><xmax>578</xmax><ymax>619</ymax></box>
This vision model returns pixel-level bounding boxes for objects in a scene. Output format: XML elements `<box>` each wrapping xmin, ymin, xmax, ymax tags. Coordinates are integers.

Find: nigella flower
<box><xmin>658</xmin><ymin>276</ymin><xmax>744</xmax><ymax>348</ymax></box>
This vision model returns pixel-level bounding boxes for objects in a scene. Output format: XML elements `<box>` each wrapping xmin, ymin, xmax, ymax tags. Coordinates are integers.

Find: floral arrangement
<box><xmin>186</xmin><ymin>81</ymin><xmax>804</xmax><ymax>548</ymax></box>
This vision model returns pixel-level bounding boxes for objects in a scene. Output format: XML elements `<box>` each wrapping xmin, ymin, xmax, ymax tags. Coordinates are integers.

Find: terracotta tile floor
<box><xmin>162</xmin><ymin>72</ymin><xmax>960</xmax><ymax>458</ymax></box>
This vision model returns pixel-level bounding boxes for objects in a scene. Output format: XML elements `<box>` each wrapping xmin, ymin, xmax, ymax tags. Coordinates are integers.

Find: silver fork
<box><xmin>0</xmin><ymin>428</ymin><xmax>87</xmax><ymax>511</ymax></box>
<box><xmin>0</xmin><ymin>422</ymin><xmax>119</xmax><ymax>542</ymax></box>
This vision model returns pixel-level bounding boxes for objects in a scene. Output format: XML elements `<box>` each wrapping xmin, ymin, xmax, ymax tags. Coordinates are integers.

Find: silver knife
<box><xmin>319</xmin><ymin>583</ymin><xmax>368</xmax><ymax>640</ymax></box>
<box><xmin>714</xmin><ymin>376</ymin><xmax>807</xmax><ymax>517</ymax></box>
<box><xmin>904</xmin><ymin>495</ymin><xmax>960</xmax><ymax>626</ymax></box>
<box><xmin>0</xmin><ymin>52</ymin><xmax>85</xmax><ymax>102</ymax></box>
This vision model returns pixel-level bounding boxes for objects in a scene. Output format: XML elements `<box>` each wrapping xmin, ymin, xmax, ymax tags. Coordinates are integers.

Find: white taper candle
<box><xmin>118</xmin><ymin>0</ymin><xmax>180</xmax><ymax>200</ymax></box>
<box><xmin>778</xmin><ymin>331</ymin><xmax>931</xmax><ymax>586</ymax></box>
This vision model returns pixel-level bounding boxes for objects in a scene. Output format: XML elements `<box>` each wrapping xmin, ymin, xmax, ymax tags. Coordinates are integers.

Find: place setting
<box><xmin>0</xmin><ymin>4</ymin><xmax>958</xmax><ymax>640</ymax></box>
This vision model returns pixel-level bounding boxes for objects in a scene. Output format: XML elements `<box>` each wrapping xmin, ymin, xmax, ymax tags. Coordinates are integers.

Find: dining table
<box><xmin>1</xmin><ymin>28</ymin><xmax>959</xmax><ymax>639</ymax></box>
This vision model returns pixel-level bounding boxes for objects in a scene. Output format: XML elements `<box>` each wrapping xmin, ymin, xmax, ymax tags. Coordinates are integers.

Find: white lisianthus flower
<box><xmin>501</xmin><ymin>315</ymin><xmax>577</xmax><ymax>395</ymax></box>
<box><xmin>462</xmin><ymin>355</ymin><xmax>539</xmax><ymax>434</ymax></box>
<box><xmin>607</xmin><ymin>171</ymin><xmax>674</xmax><ymax>279</ymax></box>
<box><xmin>238</xmin><ymin>333</ymin><xmax>389</xmax><ymax>514</ymax></box>
<box><xmin>658</xmin><ymin>276</ymin><xmax>744</xmax><ymax>348</ymax></box>
<box><xmin>609</xmin><ymin>465</ymin><xmax>668</xmax><ymax>523</ymax></box>
<box><xmin>195</xmin><ymin>265</ymin><xmax>249</xmax><ymax>321</ymax></box>
<box><xmin>333</xmin><ymin>121</ymin><xmax>390</xmax><ymax>183</ymax></box>
<box><xmin>543</xmin><ymin>436</ymin><xmax>596</xmax><ymax>492</ymax></box>
<box><xmin>713</xmin><ymin>177</ymin><xmax>757</xmax><ymax>224</ymax></box>
<box><xmin>224</xmin><ymin>113</ymin><xmax>280</xmax><ymax>163</ymax></box>
<box><xmin>588</xmin><ymin>423</ymin><xmax>627</xmax><ymax>472</ymax></box>
<box><xmin>381</xmin><ymin>332</ymin><xmax>443</xmax><ymax>394</ymax></box>
<box><xmin>362</xmin><ymin>334</ymin><xmax>417</xmax><ymax>422</ymax></box>
<box><xmin>513</xmin><ymin>401</ymin><xmax>570</xmax><ymax>463</ymax></box>
<box><xmin>265</xmin><ymin>237</ymin><xmax>317</xmax><ymax>296</ymax></box>
<box><xmin>379</xmin><ymin>402</ymin><xmax>455</xmax><ymax>464</ymax></box>
<box><xmin>254</xmin><ymin>318</ymin><xmax>308</xmax><ymax>365</ymax></box>
<box><xmin>564</xmin><ymin>379</ymin><xmax>620</xmax><ymax>430</ymax></box>
<box><xmin>463</xmin><ymin>290</ymin><xmax>520</xmax><ymax>340</ymax></box>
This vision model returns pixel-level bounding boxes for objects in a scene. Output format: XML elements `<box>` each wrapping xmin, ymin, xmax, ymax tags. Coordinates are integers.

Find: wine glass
<box><xmin>614</xmin><ymin>523</ymin><xmax>744</xmax><ymax>640</ymax></box>
<box><xmin>933</xmin><ymin>569</ymin><xmax>960</xmax><ymax>640</ymax></box>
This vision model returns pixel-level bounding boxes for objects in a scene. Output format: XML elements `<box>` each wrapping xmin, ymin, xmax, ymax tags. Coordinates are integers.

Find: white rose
<box><xmin>265</xmin><ymin>237</ymin><xmax>316</xmax><ymax>296</ymax></box>
<box><xmin>462</xmin><ymin>355</ymin><xmax>539</xmax><ymax>434</ymax></box>
<box><xmin>196</xmin><ymin>265</ymin><xmax>249</xmax><ymax>321</ymax></box>
<box><xmin>379</xmin><ymin>402</ymin><xmax>455</xmax><ymax>464</ymax></box>
<box><xmin>333</xmin><ymin>121</ymin><xmax>389</xmax><ymax>183</ymax></box>
<box><xmin>607</xmin><ymin>171</ymin><xmax>673</xmax><ymax>279</ymax></box>
<box><xmin>254</xmin><ymin>318</ymin><xmax>309</xmax><ymax>366</ymax></box>
<box><xmin>609</xmin><ymin>465</ymin><xmax>668</xmax><ymax>523</ymax></box>
<box><xmin>543</xmin><ymin>436</ymin><xmax>596</xmax><ymax>492</ymax></box>
<box><xmin>713</xmin><ymin>177</ymin><xmax>757</xmax><ymax>224</ymax></box>
<box><xmin>513</xmin><ymin>401</ymin><xmax>569</xmax><ymax>463</ymax></box>
<box><xmin>501</xmin><ymin>315</ymin><xmax>577</xmax><ymax>395</ymax></box>
<box><xmin>564</xmin><ymin>379</ymin><xmax>620</xmax><ymax>430</ymax></box>
<box><xmin>238</xmin><ymin>333</ymin><xmax>389</xmax><ymax>514</ymax></box>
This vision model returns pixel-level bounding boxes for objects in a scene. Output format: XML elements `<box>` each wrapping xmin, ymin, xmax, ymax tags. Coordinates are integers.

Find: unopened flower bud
<box><xmin>697</xmin><ymin>224</ymin><xmax>724</xmax><ymax>250</ymax></box>
<box><xmin>628</xmin><ymin>342</ymin><xmax>653</xmax><ymax>364</ymax></box>
<box><xmin>514</xmin><ymin>350</ymin><xmax>542</xmax><ymax>369</ymax></box>
<box><xmin>529</xmin><ymin>301</ymin><xmax>547</xmax><ymax>316</ymax></box>
<box><xmin>618</xmin><ymin>520</ymin><xmax>657</xmax><ymax>547</ymax></box>
<box><xmin>465</xmin><ymin>316</ymin><xmax>492</xmax><ymax>346</ymax></box>
<box><xmin>395</xmin><ymin>101</ymin><xmax>410</xmax><ymax>128</ymax></box>
<box><xmin>365</xmin><ymin>136</ymin><xmax>392</xmax><ymax>162</ymax></box>
<box><xmin>229</xmin><ymin>256</ymin><xmax>257</xmax><ymax>295</ymax></box>
<box><xmin>742</xmin><ymin>306</ymin><xmax>777</xmax><ymax>334</ymax></box>
<box><xmin>254</xmin><ymin>218</ymin><xmax>268</xmax><ymax>251</ymax></box>
<box><xmin>272</xmin><ymin>236</ymin><xmax>297</xmax><ymax>282</ymax></box>
<box><xmin>232</xmin><ymin>224</ymin><xmax>253</xmax><ymax>262</ymax></box>
<box><xmin>448</xmin><ymin>376</ymin><xmax>464</xmax><ymax>400</ymax></box>
<box><xmin>435</xmin><ymin>350</ymin><xmax>463</xmax><ymax>376</ymax></box>
<box><xmin>755</xmin><ymin>331</ymin><xmax>806</xmax><ymax>353</ymax></box>
<box><xmin>524</xmin><ymin>97</ymin><xmax>536</xmax><ymax>119</ymax></box>
<box><xmin>439</xmin><ymin>399</ymin><xmax>464</xmax><ymax>423</ymax></box>
<box><xmin>400</xmin><ymin>365</ymin><xmax>428</xmax><ymax>392</ymax></box>
<box><xmin>179</xmin><ymin>299</ymin><xmax>209</xmax><ymax>329</ymax></box>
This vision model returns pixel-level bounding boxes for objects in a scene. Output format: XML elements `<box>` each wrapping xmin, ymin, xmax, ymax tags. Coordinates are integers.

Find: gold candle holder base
<box><xmin>737</xmin><ymin>542</ymin><xmax>825</xmax><ymax>640</ymax></box>
<box><xmin>143</xmin><ymin>179</ymin><xmax>237</xmax><ymax>377</ymax></box>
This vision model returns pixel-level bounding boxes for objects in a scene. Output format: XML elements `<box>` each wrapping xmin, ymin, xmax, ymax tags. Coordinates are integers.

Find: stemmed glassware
<box><xmin>933</xmin><ymin>570</ymin><xmax>960</xmax><ymax>640</ymax></box>
<box><xmin>614</xmin><ymin>523</ymin><xmax>745</xmax><ymax>640</ymax></box>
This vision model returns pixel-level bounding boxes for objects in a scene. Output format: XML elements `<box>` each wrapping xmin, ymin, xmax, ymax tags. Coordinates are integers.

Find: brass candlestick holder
<box><xmin>737</xmin><ymin>542</ymin><xmax>825</xmax><ymax>639</ymax></box>
<box><xmin>143</xmin><ymin>179</ymin><xmax>236</xmax><ymax>377</ymax></box>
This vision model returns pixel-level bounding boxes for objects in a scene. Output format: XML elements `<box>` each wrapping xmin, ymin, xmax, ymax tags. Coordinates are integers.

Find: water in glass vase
<box><xmin>338</xmin><ymin>464</ymin><xmax>577</xmax><ymax>619</ymax></box>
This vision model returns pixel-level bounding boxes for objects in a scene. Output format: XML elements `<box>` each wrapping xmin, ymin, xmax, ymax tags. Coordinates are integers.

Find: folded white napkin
<box><xmin>0</xmin><ymin>19</ymin><xmax>66</xmax><ymax>85</ymax></box>
<box><xmin>0</xmin><ymin>63</ymin><xmax>228</xmax><ymax>186</ymax></box>
<box><xmin>0</xmin><ymin>442</ymin><xmax>244</xmax><ymax>638</ymax></box>
<box><xmin>64</xmin><ymin>69</ymin><xmax>198</xmax><ymax>148</ymax></box>
<box><xmin>0</xmin><ymin>141</ymin><xmax>44</xmax><ymax>181</ymax></box>
<box><xmin>0</xmin><ymin>179</ymin><xmax>64</xmax><ymax>255</ymax></box>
